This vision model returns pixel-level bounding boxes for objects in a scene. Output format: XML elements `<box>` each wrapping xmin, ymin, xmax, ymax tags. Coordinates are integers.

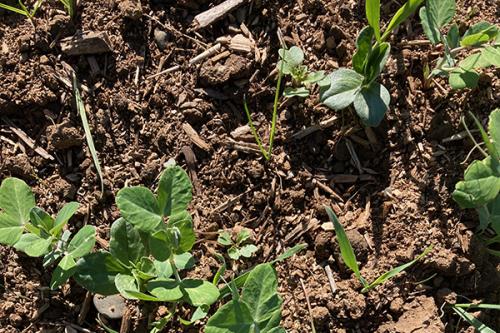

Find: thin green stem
<box><xmin>244</xmin><ymin>97</ymin><xmax>269</xmax><ymax>160</ymax></box>
<box><xmin>267</xmin><ymin>66</ymin><xmax>284</xmax><ymax>156</ymax></box>
<box><xmin>169</xmin><ymin>257</ymin><xmax>182</xmax><ymax>283</ymax></box>
<box><xmin>462</xmin><ymin>116</ymin><xmax>488</xmax><ymax>158</ymax></box>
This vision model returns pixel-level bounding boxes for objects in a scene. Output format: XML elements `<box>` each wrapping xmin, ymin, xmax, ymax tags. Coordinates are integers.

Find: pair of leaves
<box><xmin>218</xmin><ymin>230</ymin><xmax>258</xmax><ymax>261</ymax></box>
<box><xmin>419</xmin><ymin>0</ymin><xmax>456</xmax><ymax>45</ymax></box>
<box><xmin>460</xmin><ymin>22</ymin><xmax>499</xmax><ymax>47</ymax></box>
<box><xmin>449</xmin><ymin>45</ymin><xmax>500</xmax><ymax>89</ymax></box>
<box><xmin>206</xmin><ymin>264</ymin><xmax>284</xmax><ymax>333</ymax></box>
<box><xmin>453</xmin><ymin>110</ymin><xmax>500</xmax><ymax>208</ymax></box>
<box><xmin>325</xmin><ymin>206</ymin><xmax>432</xmax><ymax>292</ymax></box>
<box><xmin>320</xmin><ymin>68</ymin><xmax>390</xmax><ymax>127</ymax></box>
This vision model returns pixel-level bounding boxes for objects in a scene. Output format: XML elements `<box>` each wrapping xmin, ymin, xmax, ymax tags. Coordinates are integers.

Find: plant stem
<box><xmin>169</xmin><ymin>257</ymin><xmax>182</xmax><ymax>283</ymax></box>
<box><xmin>267</xmin><ymin>65</ymin><xmax>284</xmax><ymax>157</ymax></box>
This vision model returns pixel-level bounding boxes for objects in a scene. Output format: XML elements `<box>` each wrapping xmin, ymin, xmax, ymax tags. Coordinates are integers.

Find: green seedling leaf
<box><xmin>206</xmin><ymin>299</ymin><xmax>254</xmax><ymax>333</ymax></box>
<box><xmin>325</xmin><ymin>206</ymin><xmax>367</xmax><ymax>287</ymax></box>
<box><xmin>451</xmin><ymin>306</ymin><xmax>495</xmax><ymax>333</ymax></box>
<box><xmin>303</xmin><ymin>71</ymin><xmax>326</xmax><ymax>84</ymax></box>
<box><xmin>0</xmin><ymin>2</ymin><xmax>29</xmax><ymax>15</ymax></box>
<box><xmin>320</xmin><ymin>69</ymin><xmax>364</xmax><ymax>110</ymax></box>
<box><xmin>489</xmin><ymin>109</ymin><xmax>500</xmax><ymax>154</ymax></box>
<box><xmin>449</xmin><ymin>68</ymin><xmax>480</xmax><ymax>89</ymax></box>
<box><xmin>51</xmin><ymin>202</ymin><xmax>79</xmax><ymax>236</ymax></box>
<box><xmin>136</xmin><ymin>257</ymin><xmax>156</xmax><ymax>280</ymax></box>
<box><xmin>419</xmin><ymin>0</ymin><xmax>456</xmax><ymax>44</ymax></box>
<box><xmin>153</xmin><ymin>259</ymin><xmax>174</xmax><ymax>279</ymax></box>
<box><xmin>283</xmin><ymin>87</ymin><xmax>310</xmax><ymax>98</ymax></box>
<box><xmin>146</xmin><ymin>279</ymin><xmax>183</xmax><ymax>301</ymax></box>
<box><xmin>447</xmin><ymin>24</ymin><xmax>460</xmax><ymax>49</ymax></box>
<box><xmin>361</xmin><ymin>246</ymin><xmax>433</xmax><ymax>292</ymax></box>
<box><xmin>14</xmin><ymin>233</ymin><xmax>52</xmax><ymax>257</ymax></box>
<box><xmin>364</xmin><ymin>42</ymin><xmax>391</xmax><ymax>84</ymax></box>
<box><xmin>228</xmin><ymin>247</ymin><xmax>241</xmax><ymax>260</ymax></box>
<box><xmin>174</xmin><ymin>252</ymin><xmax>195</xmax><ymax>270</ymax></box>
<box><xmin>453</xmin><ymin>157</ymin><xmax>500</xmax><ymax>208</ymax></box>
<box><xmin>124</xmin><ymin>290</ymin><xmax>161</xmax><ymax>302</ymax></box>
<box><xmin>236</xmin><ymin>229</ymin><xmax>251</xmax><ymax>244</ymax></box>
<box><xmin>157</xmin><ymin>165</ymin><xmax>193</xmax><ymax>217</ymax></box>
<box><xmin>110</xmin><ymin>218</ymin><xmax>146</xmax><ymax>267</ymax></box>
<box><xmin>481</xmin><ymin>46</ymin><xmax>500</xmax><ymax>67</ymax></box>
<box><xmin>353</xmin><ymin>82</ymin><xmax>391</xmax><ymax>127</ymax></box>
<box><xmin>382</xmin><ymin>0</ymin><xmax>424</xmax><ymax>41</ymax></box>
<box><xmin>278</xmin><ymin>46</ymin><xmax>304</xmax><ymax>71</ymax></box>
<box><xmin>72</xmin><ymin>75</ymin><xmax>104</xmax><ymax>193</ymax></box>
<box><xmin>454</xmin><ymin>303</ymin><xmax>500</xmax><ymax>310</ymax></box>
<box><xmin>239</xmin><ymin>244</ymin><xmax>258</xmax><ymax>258</ymax></box>
<box><xmin>0</xmin><ymin>178</ymin><xmax>35</xmax><ymax>245</ymax></box>
<box><xmin>461</xmin><ymin>22</ymin><xmax>499</xmax><ymax>47</ymax></box>
<box><xmin>191</xmin><ymin>305</ymin><xmax>210</xmax><ymax>322</ymax></box>
<box><xmin>68</xmin><ymin>225</ymin><xmax>96</xmax><ymax>258</ymax></box>
<box><xmin>50</xmin><ymin>254</ymin><xmax>77</xmax><ymax>290</ymax></box>
<box><xmin>353</xmin><ymin>26</ymin><xmax>375</xmax><ymax>74</ymax></box>
<box><xmin>365</xmin><ymin>0</ymin><xmax>381</xmax><ymax>41</ymax></box>
<box><xmin>181</xmin><ymin>279</ymin><xmax>220</xmax><ymax>307</ymax></box>
<box><xmin>115</xmin><ymin>273</ymin><xmax>142</xmax><ymax>300</ymax></box>
<box><xmin>74</xmin><ymin>251</ymin><xmax>127</xmax><ymax>295</ymax></box>
<box><xmin>273</xmin><ymin>243</ymin><xmax>307</xmax><ymax>263</ymax></box>
<box><xmin>116</xmin><ymin>186</ymin><xmax>162</xmax><ymax>232</ymax></box>
<box><xmin>218</xmin><ymin>231</ymin><xmax>233</xmax><ymax>246</ymax></box>
<box><xmin>169</xmin><ymin>211</ymin><xmax>195</xmax><ymax>253</ymax></box>
<box><xmin>149</xmin><ymin>229</ymin><xmax>173</xmax><ymax>261</ymax></box>
<box><xmin>30</xmin><ymin>207</ymin><xmax>54</xmax><ymax>232</ymax></box>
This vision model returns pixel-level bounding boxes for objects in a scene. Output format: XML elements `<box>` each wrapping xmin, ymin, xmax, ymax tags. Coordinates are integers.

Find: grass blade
<box><xmin>325</xmin><ymin>206</ymin><xmax>367</xmax><ymax>287</ymax></box>
<box><xmin>0</xmin><ymin>2</ymin><xmax>29</xmax><ymax>15</ymax></box>
<box><xmin>381</xmin><ymin>0</ymin><xmax>424</xmax><ymax>41</ymax></box>
<box><xmin>72</xmin><ymin>74</ymin><xmax>104</xmax><ymax>193</ymax></box>
<box><xmin>454</xmin><ymin>303</ymin><xmax>500</xmax><ymax>310</ymax></box>
<box><xmin>451</xmin><ymin>306</ymin><xmax>496</xmax><ymax>333</ymax></box>
<box><xmin>365</xmin><ymin>0</ymin><xmax>381</xmax><ymax>41</ymax></box>
<box><xmin>243</xmin><ymin>97</ymin><xmax>269</xmax><ymax>160</ymax></box>
<box><xmin>361</xmin><ymin>245</ymin><xmax>433</xmax><ymax>293</ymax></box>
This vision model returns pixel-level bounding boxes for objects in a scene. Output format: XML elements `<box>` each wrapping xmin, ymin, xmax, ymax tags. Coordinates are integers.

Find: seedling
<box><xmin>278</xmin><ymin>46</ymin><xmax>325</xmax><ymax>98</ymax></box>
<box><xmin>320</xmin><ymin>0</ymin><xmax>424</xmax><ymax>127</ymax></box>
<box><xmin>0</xmin><ymin>0</ymin><xmax>76</xmax><ymax>19</ymax></box>
<box><xmin>325</xmin><ymin>206</ymin><xmax>432</xmax><ymax>293</ymax></box>
<box><xmin>451</xmin><ymin>303</ymin><xmax>500</xmax><ymax>332</ymax></box>
<box><xmin>453</xmin><ymin>109</ymin><xmax>500</xmax><ymax>252</ymax></box>
<box><xmin>206</xmin><ymin>263</ymin><xmax>286</xmax><ymax>333</ymax></box>
<box><xmin>420</xmin><ymin>0</ymin><xmax>500</xmax><ymax>89</ymax></box>
<box><xmin>73</xmin><ymin>164</ymin><xmax>220</xmax><ymax>329</ymax></box>
<box><xmin>0</xmin><ymin>177</ymin><xmax>95</xmax><ymax>290</ymax></box>
<box><xmin>217</xmin><ymin>228</ymin><xmax>258</xmax><ymax>261</ymax></box>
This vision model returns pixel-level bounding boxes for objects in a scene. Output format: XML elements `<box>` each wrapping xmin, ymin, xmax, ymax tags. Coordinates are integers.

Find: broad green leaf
<box><xmin>449</xmin><ymin>68</ymin><xmax>479</xmax><ymax>89</ymax></box>
<box><xmin>481</xmin><ymin>46</ymin><xmax>500</xmax><ymax>68</ymax></box>
<box><xmin>236</xmin><ymin>229</ymin><xmax>251</xmax><ymax>244</ymax></box>
<box><xmin>364</xmin><ymin>42</ymin><xmax>390</xmax><ymax>84</ymax></box>
<box><xmin>149</xmin><ymin>230</ymin><xmax>173</xmax><ymax>261</ymax></box>
<box><xmin>353</xmin><ymin>82</ymin><xmax>391</xmax><ymax>127</ymax></box>
<box><xmin>326</xmin><ymin>207</ymin><xmax>366</xmax><ymax>286</ymax></box>
<box><xmin>157</xmin><ymin>166</ymin><xmax>193</xmax><ymax>217</ymax></box>
<box><xmin>461</xmin><ymin>22</ymin><xmax>498</xmax><ymax>46</ymax></box>
<box><xmin>14</xmin><ymin>233</ymin><xmax>52</xmax><ymax>257</ymax></box>
<box><xmin>154</xmin><ymin>259</ymin><xmax>173</xmax><ymax>279</ymax></box>
<box><xmin>181</xmin><ymin>279</ymin><xmax>220</xmax><ymax>307</ymax></box>
<box><xmin>228</xmin><ymin>247</ymin><xmax>241</xmax><ymax>260</ymax></box>
<box><xmin>74</xmin><ymin>251</ymin><xmax>127</xmax><ymax>295</ymax></box>
<box><xmin>30</xmin><ymin>207</ymin><xmax>54</xmax><ymax>232</ymax></box>
<box><xmin>458</xmin><ymin>52</ymin><xmax>492</xmax><ymax>71</ymax></box>
<box><xmin>169</xmin><ymin>211</ymin><xmax>195</xmax><ymax>253</ymax></box>
<box><xmin>116</xmin><ymin>186</ymin><xmax>162</xmax><ymax>232</ymax></box>
<box><xmin>217</xmin><ymin>231</ymin><xmax>233</xmax><ymax>246</ymax></box>
<box><xmin>453</xmin><ymin>158</ymin><xmax>500</xmax><ymax>208</ymax></box>
<box><xmin>241</xmin><ymin>264</ymin><xmax>283</xmax><ymax>328</ymax></box>
<box><xmin>278</xmin><ymin>47</ymin><xmax>304</xmax><ymax>70</ymax></box>
<box><xmin>110</xmin><ymin>218</ymin><xmax>146</xmax><ymax>266</ymax></box>
<box><xmin>303</xmin><ymin>71</ymin><xmax>325</xmax><ymax>84</ymax></box>
<box><xmin>174</xmin><ymin>252</ymin><xmax>195</xmax><ymax>270</ymax></box>
<box><xmin>0</xmin><ymin>178</ymin><xmax>35</xmax><ymax>245</ymax></box>
<box><xmin>283</xmin><ymin>87</ymin><xmax>310</xmax><ymax>98</ymax></box>
<box><xmin>382</xmin><ymin>0</ymin><xmax>424</xmax><ymax>41</ymax></box>
<box><xmin>51</xmin><ymin>202</ymin><xmax>79</xmax><ymax>236</ymax></box>
<box><xmin>50</xmin><ymin>254</ymin><xmax>77</xmax><ymax>290</ymax></box>
<box><xmin>191</xmin><ymin>305</ymin><xmax>209</xmax><ymax>322</ymax></box>
<box><xmin>419</xmin><ymin>0</ymin><xmax>455</xmax><ymax>44</ymax></box>
<box><xmin>362</xmin><ymin>246</ymin><xmax>432</xmax><ymax>292</ymax></box>
<box><xmin>353</xmin><ymin>26</ymin><xmax>374</xmax><ymax>74</ymax></box>
<box><xmin>146</xmin><ymin>279</ymin><xmax>183</xmax><ymax>301</ymax></box>
<box><xmin>124</xmin><ymin>290</ymin><xmax>161</xmax><ymax>301</ymax></box>
<box><xmin>115</xmin><ymin>273</ymin><xmax>141</xmax><ymax>300</ymax></box>
<box><xmin>135</xmin><ymin>257</ymin><xmax>156</xmax><ymax>280</ymax></box>
<box><xmin>320</xmin><ymin>69</ymin><xmax>364</xmax><ymax>110</ymax></box>
<box><xmin>365</xmin><ymin>0</ymin><xmax>381</xmax><ymax>41</ymax></box>
<box><xmin>489</xmin><ymin>109</ymin><xmax>500</xmax><ymax>154</ymax></box>
<box><xmin>206</xmin><ymin>299</ymin><xmax>254</xmax><ymax>333</ymax></box>
<box><xmin>451</xmin><ymin>306</ymin><xmax>495</xmax><ymax>333</ymax></box>
<box><xmin>239</xmin><ymin>244</ymin><xmax>258</xmax><ymax>258</ymax></box>
<box><xmin>446</xmin><ymin>24</ymin><xmax>460</xmax><ymax>49</ymax></box>
<box><xmin>68</xmin><ymin>225</ymin><xmax>95</xmax><ymax>258</ymax></box>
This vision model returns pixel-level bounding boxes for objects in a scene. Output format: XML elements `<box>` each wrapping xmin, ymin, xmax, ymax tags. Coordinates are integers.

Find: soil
<box><xmin>1</xmin><ymin>0</ymin><xmax>500</xmax><ymax>332</ymax></box>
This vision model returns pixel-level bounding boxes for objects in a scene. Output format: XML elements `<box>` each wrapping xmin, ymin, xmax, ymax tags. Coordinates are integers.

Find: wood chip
<box><xmin>1</xmin><ymin>117</ymin><xmax>54</xmax><ymax>160</ymax></box>
<box><xmin>60</xmin><ymin>32</ymin><xmax>113</xmax><ymax>56</ymax></box>
<box><xmin>182</xmin><ymin>123</ymin><xmax>211</xmax><ymax>151</ymax></box>
<box><xmin>229</xmin><ymin>34</ymin><xmax>254</xmax><ymax>53</ymax></box>
<box><xmin>193</xmin><ymin>0</ymin><xmax>247</xmax><ymax>30</ymax></box>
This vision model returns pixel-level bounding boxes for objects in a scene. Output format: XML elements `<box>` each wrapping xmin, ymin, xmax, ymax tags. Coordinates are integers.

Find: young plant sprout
<box><xmin>451</xmin><ymin>303</ymin><xmax>500</xmax><ymax>332</ymax></box>
<box><xmin>320</xmin><ymin>0</ymin><xmax>425</xmax><ymax>127</ymax></box>
<box><xmin>217</xmin><ymin>228</ymin><xmax>258</xmax><ymax>261</ymax></box>
<box><xmin>0</xmin><ymin>0</ymin><xmax>76</xmax><ymax>19</ymax></box>
<box><xmin>325</xmin><ymin>206</ymin><xmax>432</xmax><ymax>293</ymax></box>
<box><xmin>453</xmin><ymin>109</ymin><xmax>500</xmax><ymax>254</ymax></box>
<box><xmin>278</xmin><ymin>46</ymin><xmax>325</xmax><ymax>98</ymax></box>
<box><xmin>420</xmin><ymin>0</ymin><xmax>500</xmax><ymax>89</ymax></box>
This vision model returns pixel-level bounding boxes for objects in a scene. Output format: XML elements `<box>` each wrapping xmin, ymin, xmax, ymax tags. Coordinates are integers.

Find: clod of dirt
<box><xmin>327</xmin><ymin>282</ymin><xmax>366</xmax><ymax>320</ymax></box>
<box><xmin>47</xmin><ymin>123</ymin><xmax>83</xmax><ymax>150</ymax></box>
<box><xmin>53</xmin><ymin>176</ymin><xmax>77</xmax><ymax>199</ymax></box>
<box><xmin>312</xmin><ymin>306</ymin><xmax>330</xmax><ymax>329</ymax></box>
<box><xmin>154</xmin><ymin>28</ymin><xmax>170</xmax><ymax>51</ymax></box>
<box><xmin>118</xmin><ymin>0</ymin><xmax>143</xmax><ymax>20</ymax></box>
<box><xmin>377</xmin><ymin>296</ymin><xmax>444</xmax><ymax>333</ymax></box>
<box><xmin>8</xmin><ymin>313</ymin><xmax>22</xmax><ymax>327</ymax></box>
<box><xmin>48</xmin><ymin>15</ymin><xmax>70</xmax><ymax>37</ymax></box>
<box><xmin>93</xmin><ymin>294</ymin><xmax>126</xmax><ymax>319</ymax></box>
<box><xmin>314</xmin><ymin>231</ymin><xmax>333</xmax><ymax>261</ymax></box>
<box><xmin>199</xmin><ymin>54</ymin><xmax>250</xmax><ymax>86</ymax></box>
<box><xmin>4</xmin><ymin>154</ymin><xmax>36</xmax><ymax>180</ymax></box>
<box><xmin>428</xmin><ymin>248</ymin><xmax>475</xmax><ymax>277</ymax></box>
<box><xmin>435</xmin><ymin>288</ymin><xmax>457</xmax><ymax>306</ymax></box>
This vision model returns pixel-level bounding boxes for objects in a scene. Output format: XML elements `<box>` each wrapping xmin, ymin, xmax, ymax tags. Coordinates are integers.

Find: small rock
<box><xmin>312</xmin><ymin>306</ymin><xmax>330</xmax><ymax>328</ymax></box>
<box><xmin>118</xmin><ymin>0</ymin><xmax>142</xmax><ymax>20</ymax></box>
<box><xmin>93</xmin><ymin>294</ymin><xmax>126</xmax><ymax>319</ymax></box>
<box><xmin>312</xmin><ymin>30</ymin><xmax>325</xmax><ymax>51</ymax></box>
<box><xmin>199</xmin><ymin>54</ymin><xmax>251</xmax><ymax>86</ymax></box>
<box><xmin>154</xmin><ymin>28</ymin><xmax>169</xmax><ymax>51</ymax></box>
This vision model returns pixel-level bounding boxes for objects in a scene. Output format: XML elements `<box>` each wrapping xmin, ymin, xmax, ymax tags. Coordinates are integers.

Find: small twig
<box><xmin>324</xmin><ymin>265</ymin><xmax>337</xmax><ymax>295</ymax></box>
<box><xmin>192</xmin><ymin>0</ymin><xmax>247</xmax><ymax>30</ymax></box>
<box><xmin>1</xmin><ymin>117</ymin><xmax>54</xmax><ymax>160</ymax></box>
<box><xmin>120</xmin><ymin>307</ymin><xmax>132</xmax><ymax>333</ymax></box>
<box><xmin>77</xmin><ymin>291</ymin><xmax>92</xmax><ymax>325</ymax></box>
<box><xmin>299</xmin><ymin>278</ymin><xmax>316</xmax><ymax>333</ymax></box>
